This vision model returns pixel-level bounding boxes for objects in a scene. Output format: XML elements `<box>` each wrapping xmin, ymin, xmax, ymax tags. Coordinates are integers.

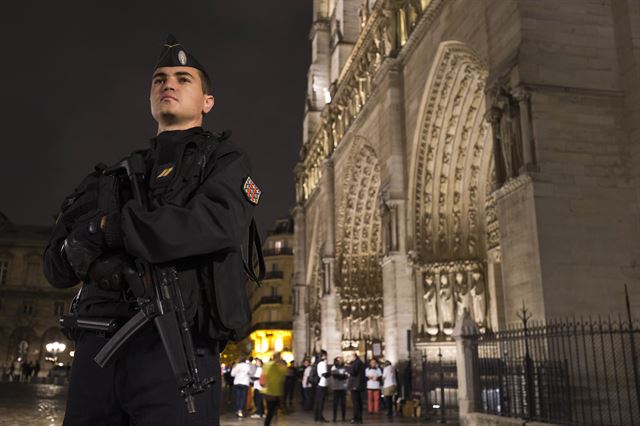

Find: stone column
<box><xmin>453</xmin><ymin>309</ymin><xmax>480</xmax><ymax>425</ymax></box>
<box><xmin>512</xmin><ymin>85</ymin><xmax>535</xmax><ymax>170</ymax></box>
<box><xmin>320</xmin><ymin>159</ymin><xmax>342</xmax><ymax>360</ymax></box>
<box><xmin>292</xmin><ymin>205</ymin><xmax>308</xmax><ymax>362</ymax></box>
<box><xmin>486</xmin><ymin>248</ymin><xmax>504</xmax><ymax>330</ymax></box>
<box><xmin>379</xmin><ymin>64</ymin><xmax>414</xmax><ymax>364</ymax></box>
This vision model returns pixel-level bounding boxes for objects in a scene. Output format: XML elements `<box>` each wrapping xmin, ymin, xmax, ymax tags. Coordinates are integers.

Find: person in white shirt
<box><xmin>313</xmin><ymin>350</ymin><xmax>330</xmax><ymax>422</ymax></box>
<box><xmin>231</xmin><ymin>358</ymin><xmax>252</xmax><ymax>417</ymax></box>
<box><xmin>330</xmin><ymin>356</ymin><xmax>349</xmax><ymax>422</ymax></box>
<box><xmin>251</xmin><ymin>359</ymin><xmax>264</xmax><ymax>418</ymax></box>
<box><xmin>301</xmin><ymin>358</ymin><xmax>313</xmax><ymax>411</ymax></box>
<box><xmin>365</xmin><ymin>358</ymin><xmax>382</xmax><ymax>414</ymax></box>
<box><xmin>381</xmin><ymin>360</ymin><xmax>397</xmax><ymax>417</ymax></box>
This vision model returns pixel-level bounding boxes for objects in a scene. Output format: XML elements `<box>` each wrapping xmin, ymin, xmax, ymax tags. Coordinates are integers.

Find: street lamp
<box><xmin>45</xmin><ymin>341</ymin><xmax>66</xmax><ymax>363</ymax></box>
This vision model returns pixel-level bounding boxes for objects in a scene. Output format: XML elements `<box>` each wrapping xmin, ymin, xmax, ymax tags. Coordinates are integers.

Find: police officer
<box><xmin>43</xmin><ymin>35</ymin><xmax>262</xmax><ymax>426</ymax></box>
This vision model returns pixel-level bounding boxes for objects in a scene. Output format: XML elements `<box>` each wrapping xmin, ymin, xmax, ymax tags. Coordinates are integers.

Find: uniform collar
<box><xmin>150</xmin><ymin>126</ymin><xmax>206</xmax><ymax>150</ymax></box>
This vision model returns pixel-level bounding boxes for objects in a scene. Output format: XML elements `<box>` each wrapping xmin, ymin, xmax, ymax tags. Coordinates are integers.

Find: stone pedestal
<box><xmin>453</xmin><ymin>309</ymin><xmax>480</xmax><ymax>426</ymax></box>
<box><xmin>320</xmin><ymin>290</ymin><xmax>342</xmax><ymax>360</ymax></box>
<box><xmin>382</xmin><ymin>253</ymin><xmax>415</xmax><ymax>363</ymax></box>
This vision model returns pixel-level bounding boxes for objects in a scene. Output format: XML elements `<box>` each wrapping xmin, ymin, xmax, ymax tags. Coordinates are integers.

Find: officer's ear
<box><xmin>202</xmin><ymin>95</ymin><xmax>214</xmax><ymax>115</ymax></box>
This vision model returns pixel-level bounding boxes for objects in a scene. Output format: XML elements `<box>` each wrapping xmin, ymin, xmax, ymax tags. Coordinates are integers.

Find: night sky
<box><xmin>0</xmin><ymin>1</ymin><xmax>311</xmax><ymax>234</ymax></box>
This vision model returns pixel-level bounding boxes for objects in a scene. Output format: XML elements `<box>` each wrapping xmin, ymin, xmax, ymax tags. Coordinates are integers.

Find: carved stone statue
<box><xmin>438</xmin><ymin>273</ymin><xmax>455</xmax><ymax>335</ymax></box>
<box><xmin>471</xmin><ymin>269</ymin><xmax>487</xmax><ymax>328</ymax></box>
<box><xmin>454</xmin><ymin>270</ymin><xmax>471</xmax><ymax>321</ymax></box>
<box><xmin>342</xmin><ymin>316</ymin><xmax>351</xmax><ymax>340</ymax></box>
<box><xmin>423</xmin><ymin>274</ymin><xmax>439</xmax><ymax>335</ymax></box>
<box><xmin>489</xmin><ymin>86</ymin><xmax>524</xmax><ymax>183</ymax></box>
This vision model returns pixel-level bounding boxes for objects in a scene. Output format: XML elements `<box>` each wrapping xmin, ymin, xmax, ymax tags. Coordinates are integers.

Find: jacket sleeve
<box><xmin>120</xmin><ymin>147</ymin><xmax>255</xmax><ymax>264</ymax></box>
<box><xmin>42</xmin><ymin>169</ymin><xmax>100</xmax><ymax>289</ymax></box>
<box><xmin>42</xmin><ymin>216</ymin><xmax>81</xmax><ymax>289</ymax></box>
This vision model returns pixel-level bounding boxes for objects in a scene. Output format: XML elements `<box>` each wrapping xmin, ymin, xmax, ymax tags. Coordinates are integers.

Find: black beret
<box><xmin>154</xmin><ymin>34</ymin><xmax>210</xmax><ymax>81</ymax></box>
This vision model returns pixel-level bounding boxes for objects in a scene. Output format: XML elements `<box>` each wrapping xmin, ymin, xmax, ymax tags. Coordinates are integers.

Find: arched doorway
<box><xmin>409</xmin><ymin>42</ymin><xmax>500</xmax><ymax>342</ymax></box>
<box><xmin>336</xmin><ymin>138</ymin><xmax>383</xmax><ymax>355</ymax></box>
<box><xmin>6</xmin><ymin>327</ymin><xmax>37</xmax><ymax>365</ymax></box>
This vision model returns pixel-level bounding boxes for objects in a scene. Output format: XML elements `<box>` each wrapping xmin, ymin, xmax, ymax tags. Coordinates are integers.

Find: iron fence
<box><xmin>416</xmin><ymin>349</ymin><xmax>459</xmax><ymax>422</ymax></box>
<box><xmin>476</xmin><ymin>304</ymin><xmax>640</xmax><ymax>425</ymax></box>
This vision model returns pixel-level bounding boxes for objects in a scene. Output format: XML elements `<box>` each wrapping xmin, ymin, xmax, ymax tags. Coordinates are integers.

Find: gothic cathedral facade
<box><xmin>293</xmin><ymin>0</ymin><xmax>640</xmax><ymax>363</ymax></box>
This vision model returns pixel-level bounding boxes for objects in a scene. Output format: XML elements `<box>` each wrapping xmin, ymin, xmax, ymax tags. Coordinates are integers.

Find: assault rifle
<box><xmin>93</xmin><ymin>153</ymin><xmax>212</xmax><ymax>414</ymax></box>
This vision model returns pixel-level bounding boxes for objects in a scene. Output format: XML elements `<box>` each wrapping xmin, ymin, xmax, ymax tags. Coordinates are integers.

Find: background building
<box><xmin>0</xmin><ymin>213</ymin><xmax>75</xmax><ymax>377</ymax></box>
<box><xmin>244</xmin><ymin>217</ymin><xmax>295</xmax><ymax>363</ymax></box>
<box><xmin>293</xmin><ymin>0</ymin><xmax>640</xmax><ymax>366</ymax></box>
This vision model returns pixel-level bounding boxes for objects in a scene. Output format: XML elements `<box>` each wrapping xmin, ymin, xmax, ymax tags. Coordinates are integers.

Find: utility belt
<box><xmin>58</xmin><ymin>283</ymin><xmax>132</xmax><ymax>340</ymax></box>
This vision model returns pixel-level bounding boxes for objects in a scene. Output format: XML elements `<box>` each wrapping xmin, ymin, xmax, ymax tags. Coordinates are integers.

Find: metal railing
<box><xmin>476</xmin><ymin>298</ymin><xmax>640</xmax><ymax>425</ymax></box>
<box><xmin>263</xmin><ymin>271</ymin><xmax>284</xmax><ymax>280</ymax></box>
<box><xmin>262</xmin><ymin>248</ymin><xmax>293</xmax><ymax>257</ymax></box>
<box><xmin>252</xmin><ymin>296</ymin><xmax>283</xmax><ymax>311</ymax></box>
<box><xmin>420</xmin><ymin>349</ymin><xmax>459</xmax><ymax>422</ymax></box>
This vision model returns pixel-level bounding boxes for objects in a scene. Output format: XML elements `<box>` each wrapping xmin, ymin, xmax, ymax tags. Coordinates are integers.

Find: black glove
<box><xmin>88</xmin><ymin>252</ymin><xmax>137</xmax><ymax>291</ymax></box>
<box><xmin>63</xmin><ymin>211</ymin><xmax>108</xmax><ymax>281</ymax></box>
<box><xmin>102</xmin><ymin>212</ymin><xmax>124</xmax><ymax>249</ymax></box>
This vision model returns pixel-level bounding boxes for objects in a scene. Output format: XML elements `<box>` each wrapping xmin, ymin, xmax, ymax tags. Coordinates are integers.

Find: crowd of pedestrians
<box><xmin>223</xmin><ymin>350</ymin><xmax>398</xmax><ymax>425</ymax></box>
<box><xmin>2</xmin><ymin>358</ymin><xmax>40</xmax><ymax>383</ymax></box>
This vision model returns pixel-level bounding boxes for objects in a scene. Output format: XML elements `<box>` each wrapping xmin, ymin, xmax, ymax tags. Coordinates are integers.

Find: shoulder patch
<box><xmin>242</xmin><ymin>176</ymin><xmax>262</xmax><ymax>205</ymax></box>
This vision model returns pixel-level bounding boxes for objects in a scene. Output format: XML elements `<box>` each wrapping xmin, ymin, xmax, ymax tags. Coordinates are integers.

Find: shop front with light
<box><xmin>249</xmin><ymin>330</ymin><xmax>294</xmax><ymax>364</ymax></box>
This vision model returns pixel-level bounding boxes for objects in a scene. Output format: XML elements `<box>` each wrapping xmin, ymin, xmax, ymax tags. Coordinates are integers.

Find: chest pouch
<box><xmin>149</xmin><ymin>140</ymin><xmax>188</xmax><ymax>192</ymax></box>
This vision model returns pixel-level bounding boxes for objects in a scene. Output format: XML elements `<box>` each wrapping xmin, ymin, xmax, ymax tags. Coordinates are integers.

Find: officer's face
<box><xmin>150</xmin><ymin>66</ymin><xmax>214</xmax><ymax>126</ymax></box>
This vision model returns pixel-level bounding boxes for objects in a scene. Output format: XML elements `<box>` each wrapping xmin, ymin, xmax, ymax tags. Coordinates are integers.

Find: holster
<box><xmin>59</xmin><ymin>314</ymin><xmax>120</xmax><ymax>340</ymax></box>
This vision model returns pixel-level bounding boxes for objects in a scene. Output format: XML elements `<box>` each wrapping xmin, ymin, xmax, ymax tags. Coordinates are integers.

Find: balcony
<box><xmin>253</xmin><ymin>295</ymin><xmax>282</xmax><ymax>311</ymax></box>
<box><xmin>262</xmin><ymin>247</ymin><xmax>293</xmax><ymax>257</ymax></box>
<box><xmin>263</xmin><ymin>270</ymin><xmax>284</xmax><ymax>280</ymax></box>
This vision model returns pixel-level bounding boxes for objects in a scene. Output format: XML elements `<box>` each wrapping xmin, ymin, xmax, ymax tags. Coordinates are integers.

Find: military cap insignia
<box><xmin>178</xmin><ymin>50</ymin><xmax>187</xmax><ymax>65</ymax></box>
<box><xmin>243</xmin><ymin>177</ymin><xmax>261</xmax><ymax>205</ymax></box>
<box><xmin>157</xmin><ymin>165</ymin><xmax>174</xmax><ymax>178</ymax></box>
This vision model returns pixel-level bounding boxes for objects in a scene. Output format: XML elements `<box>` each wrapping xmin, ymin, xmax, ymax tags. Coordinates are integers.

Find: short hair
<box><xmin>197</xmin><ymin>69</ymin><xmax>212</xmax><ymax>95</ymax></box>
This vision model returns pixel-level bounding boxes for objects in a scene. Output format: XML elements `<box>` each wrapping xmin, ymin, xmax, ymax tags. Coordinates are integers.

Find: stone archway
<box><xmin>6</xmin><ymin>327</ymin><xmax>37</xmax><ymax>364</ymax></box>
<box><xmin>408</xmin><ymin>41</ymin><xmax>500</xmax><ymax>338</ymax></box>
<box><xmin>336</xmin><ymin>138</ymin><xmax>383</xmax><ymax>351</ymax></box>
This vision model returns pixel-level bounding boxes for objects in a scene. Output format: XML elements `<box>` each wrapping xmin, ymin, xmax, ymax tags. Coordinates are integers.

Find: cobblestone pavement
<box><xmin>0</xmin><ymin>382</ymin><xmax>67</xmax><ymax>426</ymax></box>
<box><xmin>0</xmin><ymin>382</ymin><xmax>456</xmax><ymax>425</ymax></box>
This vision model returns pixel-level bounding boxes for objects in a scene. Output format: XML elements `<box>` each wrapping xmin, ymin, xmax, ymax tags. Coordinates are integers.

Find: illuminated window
<box><xmin>0</xmin><ymin>260</ymin><xmax>8</xmax><ymax>286</ymax></box>
<box><xmin>274</xmin><ymin>240</ymin><xmax>283</xmax><ymax>250</ymax></box>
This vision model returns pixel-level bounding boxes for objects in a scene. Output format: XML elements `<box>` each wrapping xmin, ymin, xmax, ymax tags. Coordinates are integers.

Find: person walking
<box><xmin>365</xmin><ymin>359</ymin><xmax>382</xmax><ymax>414</ymax></box>
<box><xmin>231</xmin><ymin>357</ymin><xmax>252</xmax><ymax>417</ymax></box>
<box><xmin>313</xmin><ymin>350</ymin><xmax>330</xmax><ymax>422</ymax></box>
<box><xmin>33</xmin><ymin>362</ymin><xmax>41</xmax><ymax>382</ymax></box>
<box><xmin>283</xmin><ymin>362</ymin><xmax>296</xmax><ymax>409</ymax></box>
<box><xmin>347</xmin><ymin>352</ymin><xmax>365</xmax><ymax>424</ymax></box>
<box><xmin>261</xmin><ymin>352</ymin><xmax>288</xmax><ymax>426</ymax></box>
<box><xmin>251</xmin><ymin>359</ymin><xmax>265</xmax><ymax>419</ymax></box>
<box><xmin>301</xmin><ymin>358</ymin><xmax>314</xmax><ymax>411</ymax></box>
<box><xmin>381</xmin><ymin>360</ymin><xmax>397</xmax><ymax>418</ymax></box>
<box><xmin>330</xmin><ymin>356</ymin><xmax>349</xmax><ymax>422</ymax></box>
